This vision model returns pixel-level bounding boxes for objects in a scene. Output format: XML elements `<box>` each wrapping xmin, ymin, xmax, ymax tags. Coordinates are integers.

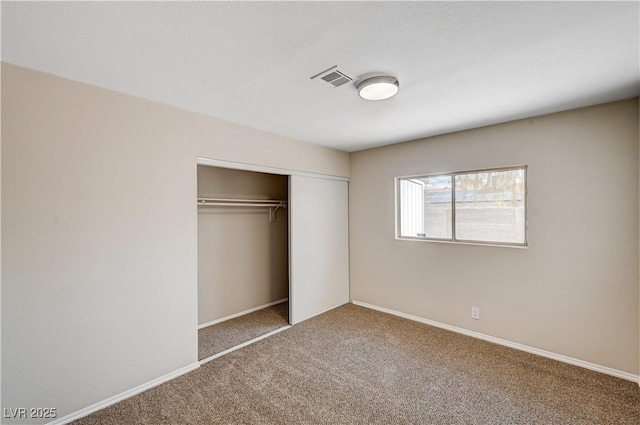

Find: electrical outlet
<box><xmin>471</xmin><ymin>306</ymin><xmax>480</xmax><ymax>320</ymax></box>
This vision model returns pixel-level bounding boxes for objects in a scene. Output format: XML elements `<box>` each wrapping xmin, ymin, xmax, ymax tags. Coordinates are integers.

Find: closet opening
<box><xmin>197</xmin><ymin>164</ymin><xmax>290</xmax><ymax>362</ymax></box>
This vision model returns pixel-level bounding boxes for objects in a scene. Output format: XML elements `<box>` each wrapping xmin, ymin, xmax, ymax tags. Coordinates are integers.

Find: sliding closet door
<box><xmin>289</xmin><ymin>176</ymin><xmax>349</xmax><ymax>325</ymax></box>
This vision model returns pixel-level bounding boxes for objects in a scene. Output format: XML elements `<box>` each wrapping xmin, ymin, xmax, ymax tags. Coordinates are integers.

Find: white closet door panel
<box><xmin>289</xmin><ymin>176</ymin><xmax>349</xmax><ymax>325</ymax></box>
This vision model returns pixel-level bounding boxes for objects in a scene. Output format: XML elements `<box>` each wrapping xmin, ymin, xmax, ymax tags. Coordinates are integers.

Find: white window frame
<box><xmin>395</xmin><ymin>165</ymin><xmax>528</xmax><ymax>247</ymax></box>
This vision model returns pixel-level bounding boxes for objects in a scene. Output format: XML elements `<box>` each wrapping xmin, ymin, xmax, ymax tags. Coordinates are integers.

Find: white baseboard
<box><xmin>48</xmin><ymin>362</ymin><xmax>200</xmax><ymax>425</ymax></box>
<box><xmin>199</xmin><ymin>325</ymin><xmax>291</xmax><ymax>366</ymax></box>
<box><xmin>198</xmin><ymin>298</ymin><xmax>289</xmax><ymax>330</ymax></box>
<box><xmin>352</xmin><ymin>300</ymin><xmax>639</xmax><ymax>383</ymax></box>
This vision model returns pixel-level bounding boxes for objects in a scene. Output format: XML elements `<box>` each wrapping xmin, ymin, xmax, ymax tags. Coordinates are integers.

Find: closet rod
<box><xmin>197</xmin><ymin>198</ymin><xmax>287</xmax><ymax>222</ymax></box>
<box><xmin>198</xmin><ymin>197</ymin><xmax>285</xmax><ymax>204</ymax></box>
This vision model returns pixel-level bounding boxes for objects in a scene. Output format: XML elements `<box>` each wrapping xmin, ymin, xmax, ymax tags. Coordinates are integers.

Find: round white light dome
<box><xmin>357</xmin><ymin>76</ymin><xmax>399</xmax><ymax>101</ymax></box>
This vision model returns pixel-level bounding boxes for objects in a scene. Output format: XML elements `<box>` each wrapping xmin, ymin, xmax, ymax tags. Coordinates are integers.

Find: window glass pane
<box><xmin>399</xmin><ymin>179</ymin><xmax>424</xmax><ymax>237</ymax></box>
<box><xmin>454</xmin><ymin>169</ymin><xmax>525</xmax><ymax>244</ymax></box>
<box><xmin>420</xmin><ymin>175</ymin><xmax>452</xmax><ymax>239</ymax></box>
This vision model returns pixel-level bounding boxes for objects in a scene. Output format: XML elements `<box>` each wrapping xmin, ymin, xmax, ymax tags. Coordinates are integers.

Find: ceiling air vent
<box><xmin>310</xmin><ymin>65</ymin><xmax>353</xmax><ymax>89</ymax></box>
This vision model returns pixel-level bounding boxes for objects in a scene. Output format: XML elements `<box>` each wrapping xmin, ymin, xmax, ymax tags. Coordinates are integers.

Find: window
<box><xmin>397</xmin><ymin>166</ymin><xmax>527</xmax><ymax>246</ymax></box>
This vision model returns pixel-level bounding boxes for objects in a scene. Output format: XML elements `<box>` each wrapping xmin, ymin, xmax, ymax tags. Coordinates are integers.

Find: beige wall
<box><xmin>1</xmin><ymin>63</ymin><xmax>348</xmax><ymax>423</ymax></box>
<box><xmin>350</xmin><ymin>99</ymin><xmax>639</xmax><ymax>375</ymax></box>
<box><xmin>197</xmin><ymin>166</ymin><xmax>288</xmax><ymax>325</ymax></box>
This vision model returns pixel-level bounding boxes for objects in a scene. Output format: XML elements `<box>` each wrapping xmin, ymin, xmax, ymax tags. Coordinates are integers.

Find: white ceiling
<box><xmin>2</xmin><ymin>2</ymin><xmax>639</xmax><ymax>152</ymax></box>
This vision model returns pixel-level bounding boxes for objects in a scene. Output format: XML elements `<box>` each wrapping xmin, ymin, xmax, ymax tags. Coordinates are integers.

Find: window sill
<box><xmin>395</xmin><ymin>236</ymin><xmax>528</xmax><ymax>249</ymax></box>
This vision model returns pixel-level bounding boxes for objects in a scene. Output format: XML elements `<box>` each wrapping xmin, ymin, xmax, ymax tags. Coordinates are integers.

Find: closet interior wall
<box><xmin>197</xmin><ymin>165</ymin><xmax>289</xmax><ymax>326</ymax></box>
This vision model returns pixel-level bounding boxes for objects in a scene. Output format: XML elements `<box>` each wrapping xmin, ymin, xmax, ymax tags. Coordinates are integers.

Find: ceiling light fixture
<box><xmin>357</xmin><ymin>76</ymin><xmax>399</xmax><ymax>101</ymax></box>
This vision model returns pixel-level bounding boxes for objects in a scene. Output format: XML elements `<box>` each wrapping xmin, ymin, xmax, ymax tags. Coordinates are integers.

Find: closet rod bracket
<box><xmin>270</xmin><ymin>201</ymin><xmax>286</xmax><ymax>222</ymax></box>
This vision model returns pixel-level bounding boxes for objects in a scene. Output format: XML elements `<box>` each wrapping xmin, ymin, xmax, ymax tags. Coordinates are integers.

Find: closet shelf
<box><xmin>197</xmin><ymin>198</ymin><xmax>287</xmax><ymax>222</ymax></box>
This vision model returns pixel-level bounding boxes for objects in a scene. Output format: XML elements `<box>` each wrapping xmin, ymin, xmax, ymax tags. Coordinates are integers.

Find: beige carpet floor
<box><xmin>74</xmin><ymin>304</ymin><xmax>640</xmax><ymax>424</ymax></box>
<box><xmin>199</xmin><ymin>302</ymin><xmax>289</xmax><ymax>360</ymax></box>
